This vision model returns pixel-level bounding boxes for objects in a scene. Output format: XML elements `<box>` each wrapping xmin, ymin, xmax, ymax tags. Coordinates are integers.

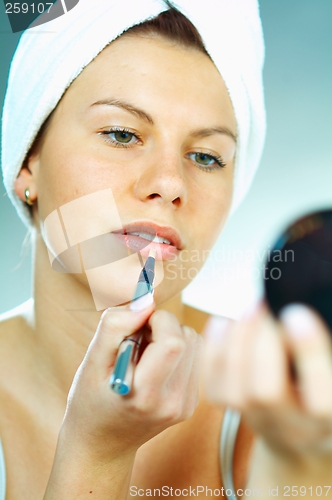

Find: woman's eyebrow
<box><xmin>189</xmin><ymin>127</ymin><xmax>237</xmax><ymax>143</ymax></box>
<box><xmin>90</xmin><ymin>98</ymin><xmax>154</xmax><ymax>125</ymax></box>
<box><xmin>90</xmin><ymin>98</ymin><xmax>237</xmax><ymax>143</ymax></box>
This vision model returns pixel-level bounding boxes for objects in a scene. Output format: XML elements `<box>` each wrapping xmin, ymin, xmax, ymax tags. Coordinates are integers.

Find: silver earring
<box><xmin>24</xmin><ymin>188</ymin><xmax>33</xmax><ymax>206</ymax></box>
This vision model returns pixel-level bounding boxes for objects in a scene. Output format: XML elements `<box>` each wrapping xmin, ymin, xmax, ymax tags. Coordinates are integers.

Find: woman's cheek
<box><xmin>199</xmin><ymin>184</ymin><xmax>233</xmax><ymax>242</ymax></box>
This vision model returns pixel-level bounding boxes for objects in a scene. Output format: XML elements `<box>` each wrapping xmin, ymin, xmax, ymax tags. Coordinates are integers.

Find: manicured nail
<box><xmin>205</xmin><ymin>316</ymin><xmax>230</xmax><ymax>341</ymax></box>
<box><xmin>280</xmin><ymin>303</ymin><xmax>317</xmax><ymax>338</ymax></box>
<box><xmin>129</xmin><ymin>292</ymin><xmax>154</xmax><ymax>312</ymax></box>
<box><xmin>241</xmin><ymin>299</ymin><xmax>262</xmax><ymax>321</ymax></box>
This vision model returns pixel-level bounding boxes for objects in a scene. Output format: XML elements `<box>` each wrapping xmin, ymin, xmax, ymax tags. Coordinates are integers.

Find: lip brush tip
<box><xmin>148</xmin><ymin>235</ymin><xmax>160</xmax><ymax>259</ymax></box>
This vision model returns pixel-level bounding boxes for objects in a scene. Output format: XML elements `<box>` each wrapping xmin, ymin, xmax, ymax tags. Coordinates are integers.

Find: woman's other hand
<box><xmin>203</xmin><ymin>303</ymin><xmax>332</xmax><ymax>495</ymax></box>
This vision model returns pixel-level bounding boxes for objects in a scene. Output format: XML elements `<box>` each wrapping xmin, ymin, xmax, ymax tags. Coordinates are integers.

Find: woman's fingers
<box><xmin>280</xmin><ymin>304</ymin><xmax>332</xmax><ymax>418</ymax></box>
<box><xmin>133</xmin><ymin>310</ymin><xmax>203</xmax><ymax>419</ymax></box>
<box><xmin>136</xmin><ymin>310</ymin><xmax>186</xmax><ymax>388</ymax></box>
<box><xmin>136</xmin><ymin>310</ymin><xmax>200</xmax><ymax>387</ymax></box>
<box><xmin>203</xmin><ymin>315</ymin><xmax>246</xmax><ymax>407</ymax></box>
<box><xmin>203</xmin><ymin>301</ymin><xmax>332</xmax><ymax>457</ymax></box>
<box><xmin>246</xmin><ymin>304</ymin><xmax>289</xmax><ymax>407</ymax></box>
<box><xmin>203</xmin><ymin>316</ymin><xmax>231</xmax><ymax>405</ymax></box>
<box><xmin>183</xmin><ymin>325</ymin><xmax>204</xmax><ymax>415</ymax></box>
<box><xmin>163</xmin><ymin>323</ymin><xmax>203</xmax><ymax>418</ymax></box>
<box><xmin>81</xmin><ymin>303</ymin><xmax>202</xmax><ymax>422</ymax></box>
<box><xmin>85</xmin><ymin>303</ymin><xmax>155</xmax><ymax>375</ymax></box>
<box><xmin>203</xmin><ymin>305</ymin><xmax>283</xmax><ymax>409</ymax></box>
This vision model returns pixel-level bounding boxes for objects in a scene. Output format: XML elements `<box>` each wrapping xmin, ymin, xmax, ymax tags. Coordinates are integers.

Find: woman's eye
<box><xmin>101</xmin><ymin>128</ymin><xmax>140</xmax><ymax>147</ymax></box>
<box><xmin>187</xmin><ymin>152</ymin><xmax>226</xmax><ymax>170</ymax></box>
<box><xmin>193</xmin><ymin>153</ymin><xmax>215</xmax><ymax>166</ymax></box>
<box><xmin>110</xmin><ymin>130</ymin><xmax>135</xmax><ymax>144</ymax></box>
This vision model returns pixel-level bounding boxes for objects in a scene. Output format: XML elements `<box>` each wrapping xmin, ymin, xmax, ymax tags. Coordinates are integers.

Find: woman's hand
<box><xmin>45</xmin><ymin>304</ymin><xmax>202</xmax><ymax>499</ymax></box>
<box><xmin>203</xmin><ymin>303</ymin><xmax>332</xmax><ymax>495</ymax></box>
<box><xmin>65</xmin><ymin>304</ymin><xmax>202</xmax><ymax>455</ymax></box>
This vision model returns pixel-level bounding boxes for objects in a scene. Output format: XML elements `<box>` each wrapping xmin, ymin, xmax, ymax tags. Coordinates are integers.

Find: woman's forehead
<box><xmin>61</xmin><ymin>35</ymin><xmax>236</xmax><ymax>132</ymax></box>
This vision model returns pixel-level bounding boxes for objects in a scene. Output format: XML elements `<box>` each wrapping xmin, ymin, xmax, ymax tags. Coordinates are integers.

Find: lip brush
<box><xmin>109</xmin><ymin>244</ymin><xmax>156</xmax><ymax>395</ymax></box>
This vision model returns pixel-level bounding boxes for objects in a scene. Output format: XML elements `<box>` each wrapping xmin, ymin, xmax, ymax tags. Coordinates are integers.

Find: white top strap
<box><xmin>220</xmin><ymin>408</ymin><xmax>241</xmax><ymax>500</ymax></box>
<box><xmin>0</xmin><ymin>439</ymin><xmax>6</xmax><ymax>500</ymax></box>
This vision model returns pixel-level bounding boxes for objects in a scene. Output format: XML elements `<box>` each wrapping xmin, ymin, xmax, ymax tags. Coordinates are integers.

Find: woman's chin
<box><xmin>83</xmin><ymin>252</ymin><xmax>164</xmax><ymax>311</ymax></box>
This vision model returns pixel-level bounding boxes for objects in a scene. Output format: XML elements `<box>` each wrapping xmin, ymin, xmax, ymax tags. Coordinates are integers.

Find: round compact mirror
<box><xmin>264</xmin><ymin>209</ymin><xmax>332</xmax><ymax>331</ymax></box>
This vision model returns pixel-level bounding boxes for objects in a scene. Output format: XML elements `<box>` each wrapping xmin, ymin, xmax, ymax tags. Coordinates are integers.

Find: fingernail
<box><xmin>205</xmin><ymin>316</ymin><xmax>230</xmax><ymax>342</ymax></box>
<box><xmin>129</xmin><ymin>292</ymin><xmax>154</xmax><ymax>312</ymax></box>
<box><xmin>280</xmin><ymin>304</ymin><xmax>317</xmax><ymax>338</ymax></box>
<box><xmin>241</xmin><ymin>299</ymin><xmax>261</xmax><ymax>321</ymax></box>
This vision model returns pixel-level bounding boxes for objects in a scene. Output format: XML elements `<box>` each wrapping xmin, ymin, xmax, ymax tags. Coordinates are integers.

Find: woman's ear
<box><xmin>14</xmin><ymin>161</ymin><xmax>38</xmax><ymax>205</ymax></box>
<box><xmin>15</xmin><ymin>120</ymin><xmax>48</xmax><ymax>207</ymax></box>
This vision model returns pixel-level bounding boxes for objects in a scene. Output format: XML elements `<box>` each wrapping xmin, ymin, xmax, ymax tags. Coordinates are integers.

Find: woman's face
<box><xmin>27</xmin><ymin>35</ymin><xmax>236</xmax><ymax>308</ymax></box>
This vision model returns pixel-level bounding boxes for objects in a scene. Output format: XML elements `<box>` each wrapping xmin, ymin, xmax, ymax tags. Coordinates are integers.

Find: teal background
<box><xmin>1</xmin><ymin>1</ymin><xmax>332</xmax><ymax>316</ymax></box>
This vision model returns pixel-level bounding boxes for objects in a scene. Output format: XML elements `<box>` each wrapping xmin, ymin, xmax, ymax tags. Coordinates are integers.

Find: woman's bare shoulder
<box><xmin>0</xmin><ymin>299</ymin><xmax>33</xmax><ymax>333</ymax></box>
<box><xmin>0</xmin><ymin>300</ymin><xmax>33</xmax><ymax>360</ymax></box>
<box><xmin>0</xmin><ymin>300</ymin><xmax>36</xmax><ymax>428</ymax></box>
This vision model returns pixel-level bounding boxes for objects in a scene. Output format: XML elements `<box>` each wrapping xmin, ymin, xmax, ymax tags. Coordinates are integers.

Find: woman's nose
<box><xmin>134</xmin><ymin>152</ymin><xmax>188</xmax><ymax>208</ymax></box>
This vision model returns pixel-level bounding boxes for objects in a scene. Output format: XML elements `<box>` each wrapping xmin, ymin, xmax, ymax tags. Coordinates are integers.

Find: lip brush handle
<box><xmin>109</xmin><ymin>334</ymin><xmax>142</xmax><ymax>395</ymax></box>
<box><xmin>110</xmin><ymin>245</ymin><xmax>156</xmax><ymax>395</ymax></box>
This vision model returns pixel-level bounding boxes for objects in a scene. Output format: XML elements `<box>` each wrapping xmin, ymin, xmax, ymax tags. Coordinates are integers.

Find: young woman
<box><xmin>2</xmin><ymin>1</ymin><xmax>331</xmax><ymax>499</ymax></box>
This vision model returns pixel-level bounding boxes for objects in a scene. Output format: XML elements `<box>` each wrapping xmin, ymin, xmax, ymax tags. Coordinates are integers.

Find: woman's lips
<box><xmin>112</xmin><ymin>222</ymin><xmax>183</xmax><ymax>260</ymax></box>
<box><xmin>112</xmin><ymin>233</ymin><xmax>179</xmax><ymax>260</ymax></box>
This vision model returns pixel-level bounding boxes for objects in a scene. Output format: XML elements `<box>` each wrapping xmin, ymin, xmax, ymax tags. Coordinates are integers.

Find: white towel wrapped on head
<box><xmin>1</xmin><ymin>0</ymin><xmax>265</xmax><ymax>228</ymax></box>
